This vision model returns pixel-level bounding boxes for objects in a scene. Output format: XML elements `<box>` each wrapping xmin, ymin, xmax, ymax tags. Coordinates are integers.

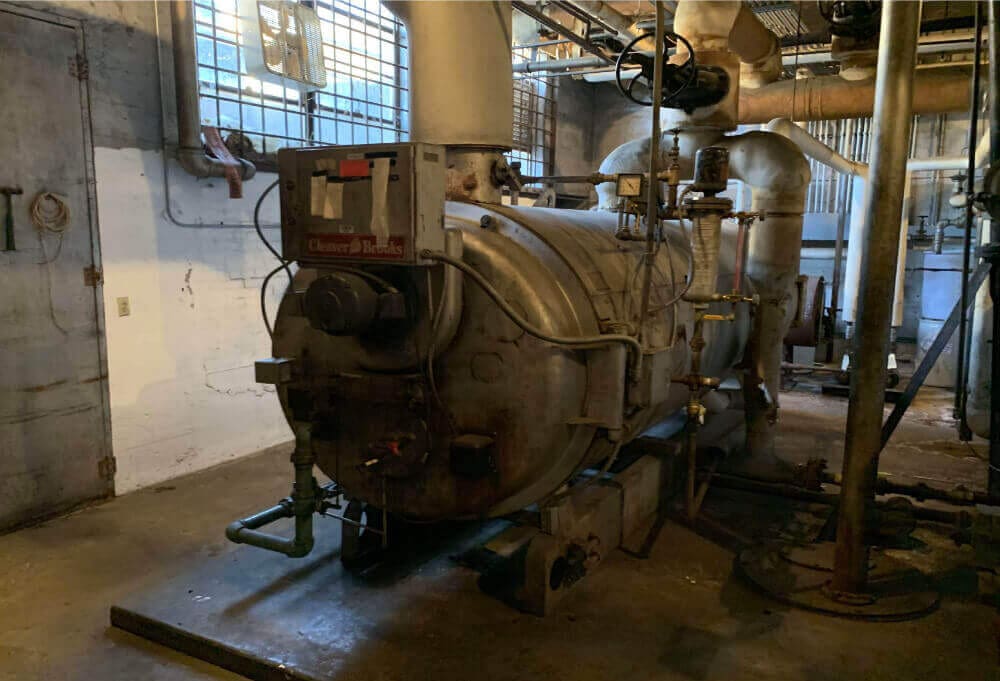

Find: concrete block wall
<box><xmin>24</xmin><ymin>1</ymin><xmax>291</xmax><ymax>493</ymax></box>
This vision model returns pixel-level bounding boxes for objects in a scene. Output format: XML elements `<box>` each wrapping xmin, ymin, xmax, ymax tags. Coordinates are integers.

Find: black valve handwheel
<box><xmin>614</xmin><ymin>30</ymin><xmax>696</xmax><ymax>107</ymax></box>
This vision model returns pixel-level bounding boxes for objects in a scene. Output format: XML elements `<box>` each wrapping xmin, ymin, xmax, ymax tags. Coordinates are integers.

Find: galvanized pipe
<box><xmin>831</xmin><ymin>0</ymin><xmax>921</xmax><ymax>597</ymax></box>
<box><xmin>226</xmin><ymin>425</ymin><xmax>319</xmax><ymax>558</ymax></box>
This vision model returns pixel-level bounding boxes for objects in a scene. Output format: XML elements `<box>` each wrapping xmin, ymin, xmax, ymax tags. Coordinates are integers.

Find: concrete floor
<box><xmin>1</xmin><ymin>387</ymin><xmax>997</xmax><ymax>681</ymax></box>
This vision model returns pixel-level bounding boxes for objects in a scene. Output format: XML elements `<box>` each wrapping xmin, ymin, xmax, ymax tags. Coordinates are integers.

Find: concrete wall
<box><xmin>22</xmin><ymin>1</ymin><xmax>291</xmax><ymax>493</ymax></box>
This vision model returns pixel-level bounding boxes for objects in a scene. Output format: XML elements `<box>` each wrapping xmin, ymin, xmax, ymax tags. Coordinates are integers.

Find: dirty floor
<box><xmin>0</xmin><ymin>387</ymin><xmax>997</xmax><ymax>681</ymax></box>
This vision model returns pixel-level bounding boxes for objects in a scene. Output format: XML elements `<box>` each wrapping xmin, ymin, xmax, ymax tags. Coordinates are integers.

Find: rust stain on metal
<box><xmin>20</xmin><ymin>379</ymin><xmax>68</xmax><ymax>393</ymax></box>
<box><xmin>79</xmin><ymin>375</ymin><xmax>108</xmax><ymax>384</ymax></box>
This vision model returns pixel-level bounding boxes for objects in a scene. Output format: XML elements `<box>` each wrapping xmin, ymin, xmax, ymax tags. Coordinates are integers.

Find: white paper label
<box><xmin>310</xmin><ymin>174</ymin><xmax>325</xmax><ymax>216</ymax></box>
<box><xmin>323</xmin><ymin>180</ymin><xmax>343</xmax><ymax>220</ymax></box>
<box><xmin>370</xmin><ymin>157</ymin><xmax>391</xmax><ymax>247</ymax></box>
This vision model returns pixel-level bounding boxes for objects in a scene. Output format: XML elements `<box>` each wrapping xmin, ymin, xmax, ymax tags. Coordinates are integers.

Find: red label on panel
<box><xmin>305</xmin><ymin>233</ymin><xmax>406</xmax><ymax>260</ymax></box>
<box><xmin>338</xmin><ymin>159</ymin><xmax>370</xmax><ymax>177</ymax></box>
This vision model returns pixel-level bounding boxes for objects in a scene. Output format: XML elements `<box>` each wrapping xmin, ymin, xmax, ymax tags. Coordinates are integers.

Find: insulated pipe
<box><xmin>765</xmin><ymin>118</ymin><xmax>868</xmax><ymax>178</ymax></box>
<box><xmin>988</xmin><ymin>0</ymin><xmax>1000</xmax><ymax>499</ymax></box>
<box><xmin>718</xmin><ymin>132</ymin><xmax>811</xmax><ymax>460</ymax></box>
<box><xmin>593</xmin><ymin>127</ymin><xmax>809</xmax><ymax>459</ymax></box>
<box><xmin>841</xmin><ymin>175</ymin><xmax>868</xmax><ymax>326</ymax></box>
<box><xmin>730</xmin><ymin>3</ymin><xmax>783</xmax><ymax>88</ymax></box>
<box><xmin>672</xmin><ymin>1</ymin><xmax>782</xmax><ymax>90</ymax></box>
<box><xmin>832</xmin><ymin>0</ymin><xmax>921</xmax><ymax>597</ymax></box>
<box><xmin>671</xmin><ymin>0</ymin><xmax>743</xmax><ymax>129</ymax></box>
<box><xmin>739</xmin><ymin>66</ymin><xmax>972</xmax><ymax>124</ymax></box>
<box><xmin>384</xmin><ymin>1</ymin><xmax>513</xmax><ymax>149</ymax></box>
<box><xmin>769</xmin><ymin>117</ymin><xmax>984</xmax><ymax>329</ymax></box>
<box><xmin>168</xmin><ymin>0</ymin><xmax>255</xmax><ymax>180</ymax></box>
<box><xmin>969</xmin><ymin>219</ymin><xmax>994</xmax><ymax>439</ymax></box>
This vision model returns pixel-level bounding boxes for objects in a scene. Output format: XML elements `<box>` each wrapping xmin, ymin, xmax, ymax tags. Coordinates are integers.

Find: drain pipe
<box><xmin>226</xmin><ymin>424</ymin><xmax>323</xmax><ymax>558</ymax></box>
<box><xmin>168</xmin><ymin>0</ymin><xmax>255</xmax><ymax>180</ymax></box>
<box><xmin>831</xmin><ymin>0</ymin><xmax>921</xmax><ymax>597</ymax></box>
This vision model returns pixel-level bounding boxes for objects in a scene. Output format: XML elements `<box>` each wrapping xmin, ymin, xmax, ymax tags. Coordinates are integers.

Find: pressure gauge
<box><xmin>615</xmin><ymin>173</ymin><xmax>644</xmax><ymax>198</ymax></box>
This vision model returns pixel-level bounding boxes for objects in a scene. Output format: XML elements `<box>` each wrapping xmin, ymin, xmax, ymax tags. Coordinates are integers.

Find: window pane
<box><xmin>195</xmin><ymin>0</ymin><xmax>552</xmax><ymax>177</ymax></box>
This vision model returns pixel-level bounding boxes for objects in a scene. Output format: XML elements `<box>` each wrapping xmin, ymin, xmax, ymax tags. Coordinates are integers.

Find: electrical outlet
<box><xmin>116</xmin><ymin>297</ymin><xmax>131</xmax><ymax>317</ymax></box>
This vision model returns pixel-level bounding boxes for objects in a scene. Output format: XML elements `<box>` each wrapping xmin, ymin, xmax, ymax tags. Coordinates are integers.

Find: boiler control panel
<box><xmin>277</xmin><ymin>142</ymin><xmax>446</xmax><ymax>266</ymax></box>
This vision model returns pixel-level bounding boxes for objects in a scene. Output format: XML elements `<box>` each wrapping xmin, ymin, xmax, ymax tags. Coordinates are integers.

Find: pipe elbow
<box><xmin>225</xmin><ymin>520</ymin><xmax>247</xmax><ymax>543</ymax></box>
<box><xmin>765</xmin><ymin>118</ymin><xmax>868</xmax><ymax>179</ymax></box>
<box><xmin>721</xmin><ymin>131</ymin><xmax>811</xmax><ymax>208</ymax></box>
<box><xmin>285</xmin><ymin>537</ymin><xmax>315</xmax><ymax>559</ymax></box>
<box><xmin>176</xmin><ymin>147</ymin><xmax>257</xmax><ymax>181</ymax></box>
<box><xmin>673</xmin><ymin>0</ymin><xmax>742</xmax><ymax>51</ymax></box>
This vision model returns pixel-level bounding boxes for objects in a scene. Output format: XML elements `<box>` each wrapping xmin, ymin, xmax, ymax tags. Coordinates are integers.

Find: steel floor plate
<box><xmin>110</xmin><ymin>517</ymin><xmax>507</xmax><ymax>681</ymax></box>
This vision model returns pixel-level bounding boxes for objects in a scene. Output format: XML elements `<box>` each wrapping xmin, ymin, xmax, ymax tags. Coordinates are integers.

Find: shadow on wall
<box><xmin>94</xmin><ymin>147</ymin><xmax>291</xmax><ymax>494</ymax></box>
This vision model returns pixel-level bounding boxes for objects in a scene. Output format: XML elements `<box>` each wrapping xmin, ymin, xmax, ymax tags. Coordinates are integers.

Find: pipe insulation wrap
<box><xmin>384</xmin><ymin>1</ymin><xmax>513</xmax><ymax>148</ymax></box>
<box><xmin>687</xmin><ymin>210</ymin><xmax>724</xmax><ymax>299</ymax></box>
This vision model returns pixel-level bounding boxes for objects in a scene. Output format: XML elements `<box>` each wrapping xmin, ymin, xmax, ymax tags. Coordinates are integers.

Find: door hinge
<box><xmin>98</xmin><ymin>455</ymin><xmax>117</xmax><ymax>482</ymax></box>
<box><xmin>83</xmin><ymin>265</ymin><xmax>103</xmax><ymax>287</ymax></box>
<box><xmin>69</xmin><ymin>54</ymin><xmax>89</xmax><ymax>80</ymax></box>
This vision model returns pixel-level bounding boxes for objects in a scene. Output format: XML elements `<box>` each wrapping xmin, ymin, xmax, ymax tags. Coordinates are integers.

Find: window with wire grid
<box><xmin>194</xmin><ymin>0</ymin><xmax>555</xmax><ymax>176</ymax></box>
<box><xmin>195</xmin><ymin>0</ymin><xmax>408</xmax><ymax>156</ymax></box>
<box><xmin>511</xmin><ymin>48</ymin><xmax>557</xmax><ymax>178</ymax></box>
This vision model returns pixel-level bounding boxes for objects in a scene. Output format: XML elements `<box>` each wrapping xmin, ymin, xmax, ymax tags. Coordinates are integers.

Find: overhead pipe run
<box><xmin>168</xmin><ymin>0</ymin><xmax>255</xmax><ymax>181</ymax></box>
<box><xmin>739</xmin><ymin>66</ymin><xmax>973</xmax><ymax>124</ymax></box>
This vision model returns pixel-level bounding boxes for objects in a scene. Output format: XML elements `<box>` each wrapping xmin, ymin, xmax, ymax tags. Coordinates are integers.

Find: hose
<box><xmin>420</xmin><ymin>249</ymin><xmax>643</xmax><ymax>375</ymax></box>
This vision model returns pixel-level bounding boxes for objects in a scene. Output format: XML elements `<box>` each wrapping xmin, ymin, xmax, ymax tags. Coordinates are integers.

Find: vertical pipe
<box><xmin>829</xmin><ymin>118</ymin><xmax>854</xmax><ymax>341</ymax></box>
<box><xmin>956</xmin><ymin>2</ymin><xmax>984</xmax><ymax>428</ymax></box>
<box><xmin>954</xmin><ymin>2</ymin><xmax>983</xmax><ymax>428</ymax></box>
<box><xmin>842</xmin><ymin>174</ymin><xmax>868</xmax><ymax>326</ymax></box>
<box><xmin>987</xmin><ymin>0</ymin><xmax>1000</xmax><ymax>497</ymax></box>
<box><xmin>831</xmin><ymin>0</ymin><xmax>921</xmax><ymax>597</ymax></box>
<box><xmin>637</xmin><ymin>1</ymin><xmax>665</xmax><ymax>337</ymax></box>
<box><xmin>893</xmin><ymin>172</ymin><xmax>913</xmax><ymax>329</ymax></box>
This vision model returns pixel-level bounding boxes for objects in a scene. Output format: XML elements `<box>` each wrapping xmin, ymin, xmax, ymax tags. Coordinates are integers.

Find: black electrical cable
<box><xmin>254</xmin><ymin>179</ymin><xmax>293</xmax><ymax>338</ymax></box>
<box><xmin>260</xmin><ymin>262</ymin><xmax>286</xmax><ymax>338</ymax></box>
<box><xmin>254</xmin><ymin>179</ymin><xmax>292</xmax><ymax>283</ymax></box>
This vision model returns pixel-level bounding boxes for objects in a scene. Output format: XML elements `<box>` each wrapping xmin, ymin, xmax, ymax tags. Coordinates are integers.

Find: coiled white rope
<box><xmin>30</xmin><ymin>192</ymin><xmax>70</xmax><ymax>234</ymax></box>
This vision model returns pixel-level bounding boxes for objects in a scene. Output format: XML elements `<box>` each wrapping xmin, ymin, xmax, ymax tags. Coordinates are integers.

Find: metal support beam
<box><xmin>831</xmin><ymin>0</ymin><xmax>921</xmax><ymax>598</ymax></box>
<box><xmin>510</xmin><ymin>1</ymin><xmax>615</xmax><ymax>65</ymax></box>
<box><xmin>882</xmin><ymin>262</ymin><xmax>990</xmax><ymax>449</ymax></box>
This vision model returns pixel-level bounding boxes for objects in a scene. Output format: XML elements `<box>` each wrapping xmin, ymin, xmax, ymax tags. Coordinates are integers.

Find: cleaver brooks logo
<box><xmin>305</xmin><ymin>233</ymin><xmax>406</xmax><ymax>259</ymax></box>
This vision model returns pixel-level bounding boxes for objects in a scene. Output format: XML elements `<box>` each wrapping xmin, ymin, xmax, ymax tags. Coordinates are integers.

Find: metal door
<box><xmin>0</xmin><ymin>6</ymin><xmax>113</xmax><ymax>530</ymax></box>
